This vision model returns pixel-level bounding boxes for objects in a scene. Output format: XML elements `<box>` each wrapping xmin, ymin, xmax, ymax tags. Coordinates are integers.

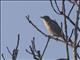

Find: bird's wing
<box><xmin>51</xmin><ymin>20</ymin><xmax>62</xmax><ymax>31</ymax></box>
<box><xmin>50</xmin><ymin>19</ymin><xmax>63</xmax><ymax>37</ymax></box>
<box><xmin>50</xmin><ymin>19</ymin><xmax>67</xmax><ymax>42</ymax></box>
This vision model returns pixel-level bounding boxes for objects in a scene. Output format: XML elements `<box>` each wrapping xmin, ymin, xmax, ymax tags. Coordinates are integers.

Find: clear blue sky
<box><xmin>1</xmin><ymin>1</ymin><xmax>80</xmax><ymax>60</ymax></box>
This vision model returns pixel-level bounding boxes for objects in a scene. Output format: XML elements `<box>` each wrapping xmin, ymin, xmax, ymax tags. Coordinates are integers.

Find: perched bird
<box><xmin>40</xmin><ymin>16</ymin><xmax>66</xmax><ymax>41</ymax></box>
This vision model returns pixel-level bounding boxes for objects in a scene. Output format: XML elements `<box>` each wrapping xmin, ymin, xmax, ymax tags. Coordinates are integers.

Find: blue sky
<box><xmin>1</xmin><ymin>1</ymin><xmax>80</xmax><ymax>60</ymax></box>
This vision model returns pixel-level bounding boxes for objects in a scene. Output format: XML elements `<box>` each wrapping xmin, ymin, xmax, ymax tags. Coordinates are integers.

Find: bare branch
<box><xmin>25</xmin><ymin>36</ymin><xmax>51</xmax><ymax>60</ymax></box>
<box><xmin>73</xmin><ymin>0</ymin><xmax>80</xmax><ymax>60</ymax></box>
<box><xmin>29</xmin><ymin>45</ymin><xmax>38</xmax><ymax>60</ymax></box>
<box><xmin>77</xmin><ymin>40</ymin><xmax>80</xmax><ymax>47</ymax></box>
<box><xmin>61</xmin><ymin>22</ymin><xmax>63</xmax><ymax>30</ymax></box>
<box><xmin>6</xmin><ymin>47</ymin><xmax>12</xmax><ymax>56</ymax></box>
<box><xmin>61</xmin><ymin>12</ymin><xmax>80</xmax><ymax>32</ymax></box>
<box><xmin>69</xmin><ymin>29</ymin><xmax>74</xmax><ymax>40</ymax></box>
<box><xmin>41</xmin><ymin>36</ymin><xmax>51</xmax><ymax>58</ymax></box>
<box><xmin>50</xmin><ymin>0</ymin><xmax>61</xmax><ymax>15</ymax></box>
<box><xmin>68</xmin><ymin>4</ymin><xmax>75</xmax><ymax>17</ymax></box>
<box><xmin>6</xmin><ymin>34</ymin><xmax>20</xmax><ymax>60</ymax></box>
<box><xmin>26</xmin><ymin>37</ymin><xmax>37</xmax><ymax>55</ymax></box>
<box><xmin>77</xmin><ymin>52</ymin><xmax>80</xmax><ymax>59</ymax></box>
<box><xmin>12</xmin><ymin>48</ymin><xmax>18</xmax><ymax>60</ymax></box>
<box><xmin>31</xmin><ymin>37</ymin><xmax>37</xmax><ymax>52</ymax></box>
<box><xmin>54</xmin><ymin>0</ymin><xmax>61</xmax><ymax>13</ymax></box>
<box><xmin>16</xmin><ymin>34</ymin><xmax>20</xmax><ymax>49</ymax></box>
<box><xmin>2</xmin><ymin>53</ymin><xmax>5</xmax><ymax>60</ymax></box>
<box><xmin>62</xmin><ymin>0</ymin><xmax>70</xmax><ymax>59</ymax></box>
<box><xmin>26</xmin><ymin>49</ymin><xmax>32</xmax><ymax>54</ymax></box>
<box><xmin>26</xmin><ymin>15</ymin><xmax>48</xmax><ymax>37</ymax></box>
<box><xmin>26</xmin><ymin>37</ymin><xmax>42</xmax><ymax>60</ymax></box>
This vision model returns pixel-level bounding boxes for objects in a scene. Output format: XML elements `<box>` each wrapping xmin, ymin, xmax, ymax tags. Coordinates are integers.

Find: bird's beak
<box><xmin>40</xmin><ymin>16</ymin><xmax>44</xmax><ymax>19</ymax></box>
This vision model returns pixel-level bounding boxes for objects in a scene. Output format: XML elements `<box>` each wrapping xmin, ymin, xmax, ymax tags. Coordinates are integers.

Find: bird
<box><xmin>40</xmin><ymin>16</ymin><xmax>66</xmax><ymax>42</ymax></box>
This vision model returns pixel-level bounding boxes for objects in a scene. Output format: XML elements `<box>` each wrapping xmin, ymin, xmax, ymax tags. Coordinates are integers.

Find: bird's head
<box><xmin>40</xmin><ymin>16</ymin><xmax>50</xmax><ymax>21</ymax></box>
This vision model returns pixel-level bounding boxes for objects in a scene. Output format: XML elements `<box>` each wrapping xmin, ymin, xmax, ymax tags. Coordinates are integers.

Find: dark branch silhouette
<box><xmin>41</xmin><ymin>36</ymin><xmax>51</xmax><ymax>58</ymax></box>
<box><xmin>26</xmin><ymin>15</ymin><xmax>48</xmax><ymax>37</ymax></box>
<box><xmin>50</xmin><ymin>0</ymin><xmax>61</xmax><ymax>15</ymax></box>
<box><xmin>2</xmin><ymin>53</ymin><xmax>5</xmax><ymax>60</ymax></box>
<box><xmin>62</xmin><ymin>0</ymin><xmax>70</xmax><ymax>59</ymax></box>
<box><xmin>26</xmin><ymin>37</ymin><xmax>42</xmax><ymax>60</ymax></box>
<box><xmin>6</xmin><ymin>47</ymin><xmax>12</xmax><ymax>56</ymax></box>
<box><xmin>6</xmin><ymin>34</ymin><xmax>20</xmax><ymax>60</ymax></box>
<box><xmin>50</xmin><ymin>0</ymin><xmax>80</xmax><ymax>32</ymax></box>
<box><xmin>68</xmin><ymin>4</ymin><xmax>75</xmax><ymax>17</ymax></box>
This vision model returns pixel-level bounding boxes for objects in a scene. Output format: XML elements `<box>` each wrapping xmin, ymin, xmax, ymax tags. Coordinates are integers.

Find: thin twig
<box><xmin>26</xmin><ymin>49</ymin><xmax>32</xmax><ymax>54</ymax></box>
<box><xmin>68</xmin><ymin>4</ymin><xmax>75</xmax><ymax>17</ymax></box>
<box><xmin>6</xmin><ymin>34</ymin><xmax>20</xmax><ymax>60</ymax></box>
<box><xmin>74</xmin><ymin>5</ymin><xmax>79</xmax><ymax>60</ymax></box>
<box><xmin>26</xmin><ymin>37</ymin><xmax>37</xmax><ymax>55</ymax></box>
<box><xmin>77</xmin><ymin>40</ymin><xmax>80</xmax><ymax>47</ymax></box>
<box><xmin>61</xmin><ymin>22</ymin><xmax>63</xmax><ymax>31</ymax></box>
<box><xmin>41</xmin><ymin>36</ymin><xmax>51</xmax><ymax>58</ymax></box>
<box><xmin>26</xmin><ymin>16</ymin><xmax>48</xmax><ymax>37</ymax></box>
<box><xmin>54</xmin><ymin>0</ymin><xmax>61</xmax><ymax>13</ymax></box>
<box><xmin>62</xmin><ymin>0</ymin><xmax>70</xmax><ymax>60</ymax></box>
<box><xmin>69</xmin><ymin>29</ymin><xmax>74</xmax><ymax>40</ymax></box>
<box><xmin>16</xmin><ymin>34</ymin><xmax>20</xmax><ymax>49</ymax></box>
<box><xmin>29</xmin><ymin>46</ymin><xmax>38</xmax><ymax>60</ymax></box>
<box><xmin>50</xmin><ymin>0</ymin><xmax>61</xmax><ymax>15</ymax></box>
<box><xmin>63</xmin><ymin>13</ymin><xmax>80</xmax><ymax>32</ymax></box>
<box><xmin>26</xmin><ymin>37</ymin><xmax>42</xmax><ymax>60</ymax></box>
<box><xmin>77</xmin><ymin>52</ymin><xmax>80</xmax><ymax>59</ymax></box>
<box><xmin>73</xmin><ymin>0</ymin><xmax>80</xmax><ymax>60</ymax></box>
<box><xmin>31</xmin><ymin>37</ymin><xmax>37</xmax><ymax>52</ymax></box>
<box><xmin>2</xmin><ymin>53</ymin><xmax>5</xmax><ymax>60</ymax></box>
<box><xmin>76</xmin><ymin>1</ymin><xmax>80</xmax><ymax>60</ymax></box>
<box><xmin>6</xmin><ymin>47</ymin><xmax>12</xmax><ymax>56</ymax></box>
<box><xmin>37</xmin><ymin>50</ymin><xmax>41</xmax><ymax>60</ymax></box>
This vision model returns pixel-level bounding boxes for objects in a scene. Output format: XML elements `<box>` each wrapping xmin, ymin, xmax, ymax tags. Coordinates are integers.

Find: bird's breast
<box><xmin>42</xmin><ymin>20</ymin><xmax>53</xmax><ymax>35</ymax></box>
